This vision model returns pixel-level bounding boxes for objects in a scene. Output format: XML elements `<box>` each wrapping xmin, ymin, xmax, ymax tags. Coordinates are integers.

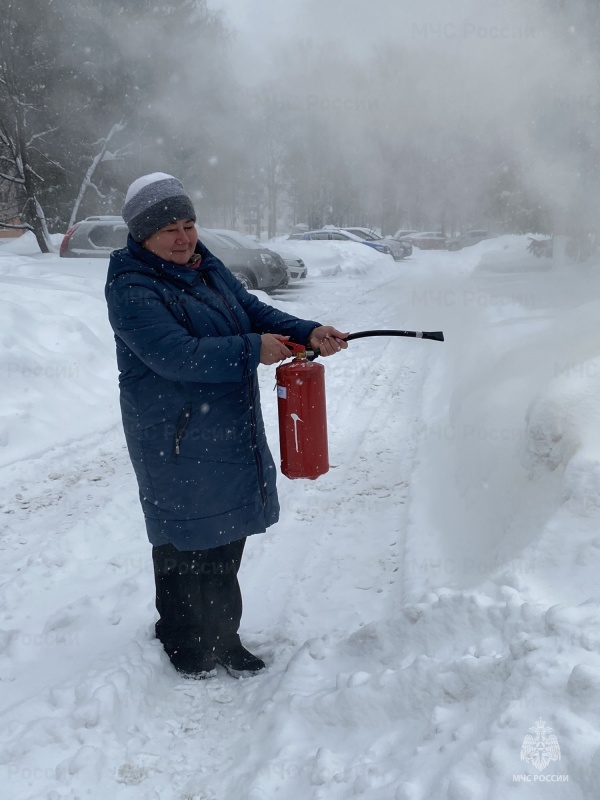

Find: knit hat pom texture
<box><xmin>122</xmin><ymin>173</ymin><xmax>196</xmax><ymax>243</ymax></box>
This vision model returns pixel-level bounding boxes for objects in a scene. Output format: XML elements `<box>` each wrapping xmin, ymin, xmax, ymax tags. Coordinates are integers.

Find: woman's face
<box><xmin>143</xmin><ymin>219</ymin><xmax>197</xmax><ymax>264</ymax></box>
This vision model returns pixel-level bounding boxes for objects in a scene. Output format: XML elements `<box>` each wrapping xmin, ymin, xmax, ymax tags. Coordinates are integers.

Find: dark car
<box><xmin>295</xmin><ymin>228</ymin><xmax>394</xmax><ymax>257</ymax></box>
<box><xmin>211</xmin><ymin>228</ymin><xmax>307</xmax><ymax>282</ymax></box>
<box><xmin>196</xmin><ymin>228</ymin><xmax>288</xmax><ymax>291</ymax></box>
<box><xmin>398</xmin><ymin>231</ymin><xmax>449</xmax><ymax>250</ymax></box>
<box><xmin>446</xmin><ymin>230</ymin><xmax>494</xmax><ymax>251</ymax></box>
<box><xmin>59</xmin><ymin>217</ymin><xmax>287</xmax><ymax>292</ymax></box>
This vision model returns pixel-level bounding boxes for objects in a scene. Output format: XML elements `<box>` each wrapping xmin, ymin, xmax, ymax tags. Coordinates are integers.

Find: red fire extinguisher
<box><xmin>276</xmin><ymin>342</ymin><xmax>328</xmax><ymax>480</ymax></box>
<box><xmin>275</xmin><ymin>330</ymin><xmax>445</xmax><ymax>480</ymax></box>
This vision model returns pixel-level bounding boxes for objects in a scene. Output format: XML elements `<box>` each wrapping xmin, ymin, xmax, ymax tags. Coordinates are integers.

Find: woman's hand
<box><xmin>308</xmin><ymin>326</ymin><xmax>349</xmax><ymax>357</ymax></box>
<box><xmin>260</xmin><ymin>334</ymin><xmax>291</xmax><ymax>365</ymax></box>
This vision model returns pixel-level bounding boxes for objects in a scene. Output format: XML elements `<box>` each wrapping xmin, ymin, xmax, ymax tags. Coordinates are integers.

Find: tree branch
<box><xmin>0</xmin><ymin>220</ymin><xmax>33</xmax><ymax>231</ymax></box>
<box><xmin>0</xmin><ymin>172</ymin><xmax>25</xmax><ymax>184</ymax></box>
<box><xmin>26</xmin><ymin>126</ymin><xmax>60</xmax><ymax>147</ymax></box>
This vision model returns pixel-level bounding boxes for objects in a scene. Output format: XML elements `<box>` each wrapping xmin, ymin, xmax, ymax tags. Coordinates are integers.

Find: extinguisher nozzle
<box><xmin>423</xmin><ymin>331</ymin><xmax>445</xmax><ymax>342</ymax></box>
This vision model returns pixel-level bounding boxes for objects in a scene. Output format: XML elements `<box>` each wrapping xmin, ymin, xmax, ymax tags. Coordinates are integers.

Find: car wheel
<box><xmin>234</xmin><ymin>270</ymin><xmax>257</xmax><ymax>290</ymax></box>
<box><xmin>447</xmin><ymin>242</ymin><xmax>461</xmax><ymax>251</ymax></box>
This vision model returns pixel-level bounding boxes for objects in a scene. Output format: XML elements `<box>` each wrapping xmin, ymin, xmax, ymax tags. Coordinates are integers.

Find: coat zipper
<box><xmin>174</xmin><ymin>405</ymin><xmax>192</xmax><ymax>458</ymax></box>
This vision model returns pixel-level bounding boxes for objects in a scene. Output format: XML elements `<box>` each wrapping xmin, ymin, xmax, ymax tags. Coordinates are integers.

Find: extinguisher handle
<box><xmin>284</xmin><ymin>342</ymin><xmax>320</xmax><ymax>361</ymax></box>
<box><xmin>284</xmin><ymin>341</ymin><xmax>321</xmax><ymax>360</ymax></box>
<box><xmin>284</xmin><ymin>341</ymin><xmax>310</xmax><ymax>356</ymax></box>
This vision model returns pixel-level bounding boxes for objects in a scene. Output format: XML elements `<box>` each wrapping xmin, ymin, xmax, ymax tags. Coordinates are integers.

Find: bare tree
<box><xmin>0</xmin><ymin>0</ymin><xmax>232</xmax><ymax>249</ymax></box>
<box><xmin>0</xmin><ymin>0</ymin><xmax>63</xmax><ymax>249</ymax></box>
<box><xmin>68</xmin><ymin>122</ymin><xmax>130</xmax><ymax>229</ymax></box>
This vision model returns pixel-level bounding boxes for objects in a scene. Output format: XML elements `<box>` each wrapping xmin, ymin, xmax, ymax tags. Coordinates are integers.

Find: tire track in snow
<box><xmin>245</xmin><ymin>269</ymin><xmax>429</xmax><ymax>643</ymax></box>
<box><xmin>212</xmin><ymin>276</ymin><xmax>433</xmax><ymax>796</ymax></box>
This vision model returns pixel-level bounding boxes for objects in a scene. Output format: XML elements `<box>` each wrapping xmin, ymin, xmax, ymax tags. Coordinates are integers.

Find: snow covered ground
<box><xmin>2</xmin><ymin>233</ymin><xmax>600</xmax><ymax>798</ymax></box>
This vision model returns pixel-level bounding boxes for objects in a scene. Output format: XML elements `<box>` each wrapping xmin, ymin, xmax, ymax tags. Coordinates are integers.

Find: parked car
<box><xmin>393</xmin><ymin>229</ymin><xmax>418</xmax><ymax>240</ymax></box>
<box><xmin>60</xmin><ymin>215</ymin><xmax>128</xmax><ymax>256</ymax></box>
<box><xmin>342</xmin><ymin>227</ymin><xmax>412</xmax><ymax>260</ymax></box>
<box><xmin>59</xmin><ymin>217</ymin><xmax>288</xmax><ymax>292</ymax></box>
<box><xmin>295</xmin><ymin>228</ymin><xmax>394</xmax><ymax>257</ymax></box>
<box><xmin>196</xmin><ymin>227</ymin><xmax>288</xmax><ymax>291</ymax></box>
<box><xmin>446</xmin><ymin>230</ymin><xmax>494</xmax><ymax>251</ymax></box>
<box><xmin>280</xmin><ymin>256</ymin><xmax>308</xmax><ymax>281</ymax></box>
<box><xmin>211</xmin><ymin>229</ymin><xmax>307</xmax><ymax>282</ymax></box>
<box><xmin>397</xmin><ymin>231</ymin><xmax>449</xmax><ymax>250</ymax></box>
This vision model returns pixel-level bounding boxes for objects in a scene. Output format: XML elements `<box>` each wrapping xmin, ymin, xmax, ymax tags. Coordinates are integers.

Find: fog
<box><xmin>188</xmin><ymin>0</ymin><xmax>598</xmax><ymax>236</ymax></box>
<box><xmin>7</xmin><ymin>0</ymin><xmax>596</xmax><ymax>244</ymax></box>
<box><xmin>221</xmin><ymin>0</ymin><xmax>535</xmax><ymax>54</ymax></box>
<box><xmin>26</xmin><ymin>0</ymin><xmax>597</xmax><ymax>239</ymax></box>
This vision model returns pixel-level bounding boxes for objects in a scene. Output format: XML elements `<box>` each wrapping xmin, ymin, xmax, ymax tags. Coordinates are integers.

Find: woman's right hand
<box><xmin>260</xmin><ymin>334</ymin><xmax>291</xmax><ymax>365</ymax></box>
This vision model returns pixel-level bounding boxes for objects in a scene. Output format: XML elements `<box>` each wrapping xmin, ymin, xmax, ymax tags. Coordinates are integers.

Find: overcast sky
<box><xmin>215</xmin><ymin>0</ymin><xmax>298</xmax><ymax>52</ymax></box>
<box><xmin>214</xmin><ymin>0</ymin><xmax>537</xmax><ymax>47</ymax></box>
<box><xmin>213</xmin><ymin>0</ymin><xmax>543</xmax><ymax>82</ymax></box>
<box><xmin>204</xmin><ymin>0</ymin><xmax>595</xmax><ymax>229</ymax></box>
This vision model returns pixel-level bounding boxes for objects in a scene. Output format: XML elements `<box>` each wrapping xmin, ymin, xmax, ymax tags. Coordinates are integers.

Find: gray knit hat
<box><xmin>122</xmin><ymin>172</ymin><xmax>196</xmax><ymax>243</ymax></box>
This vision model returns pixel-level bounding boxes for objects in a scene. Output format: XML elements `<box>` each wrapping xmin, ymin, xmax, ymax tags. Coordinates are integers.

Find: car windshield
<box><xmin>196</xmin><ymin>227</ymin><xmax>238</xmax><ymax>250</ymax></box>
<box><xmin>212</xmin><ymin>230</ymin><xmax>263</xmax><ymax>249</ymax></box>
<box><xmin>332</xmin><ymin>230</ymin><xmax>363</xmax><ymax>242</ymax></box>
<box><xmin>346</xmin><ymin>229</ymin><xmax>378</xmax><ymax>241</ymax></box>
<box><xmin>88</xmin><ymin>224</ymin><xmax>128</xmax><ymax>249</ymax></box>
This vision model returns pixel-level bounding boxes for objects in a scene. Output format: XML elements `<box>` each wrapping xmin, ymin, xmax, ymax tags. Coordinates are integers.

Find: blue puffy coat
<box><xmin>105</xmin><ymin>236</ymin><xmax>320</xmax><ymax>551</ymax></box>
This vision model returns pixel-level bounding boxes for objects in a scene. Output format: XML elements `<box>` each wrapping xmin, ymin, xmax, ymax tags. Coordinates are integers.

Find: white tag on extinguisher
<box><xmin>277</xmin><ymin>385</ymin><xmax>287</xmax><ymax>398</ymax></box>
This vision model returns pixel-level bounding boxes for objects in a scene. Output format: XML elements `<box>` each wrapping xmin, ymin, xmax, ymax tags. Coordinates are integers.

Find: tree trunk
<box><xmin>15</xmin><ymin>121</ymin><xmax>53</xmax><ymax>252</ymax></box>
<box><xmin>23</xmin><ymin>190</ymin><xmax>53</xmax><ymax>252</ymax></box>
<box><xmin>68</xmin><ymin>121</ymin><xmax>125</xmax><ymax>228</ymax></box>
<box><xmin>268</xmin><ymin>182</ymin><xmax>277</xmax><ymax>239</ymax></box>
<box><xmin>254</xmin><ymin>190</ymin><xmax>261</xmax><ymax>239</ymax></box>
<box><xmin>27</xmin><ymin>199</ymin><xmax>52</xmax><ymax>253</ymax></box>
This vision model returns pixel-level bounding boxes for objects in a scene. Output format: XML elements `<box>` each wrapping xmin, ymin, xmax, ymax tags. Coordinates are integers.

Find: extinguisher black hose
<box><xmin>346</xmin><ymin>329</ymin><xmax>444</xmax><ymax>343</ymax></box>
<box><xmin>304</xmin><ymin>328</ymin><xmax>444</xmax><ymax>359</ymax></box>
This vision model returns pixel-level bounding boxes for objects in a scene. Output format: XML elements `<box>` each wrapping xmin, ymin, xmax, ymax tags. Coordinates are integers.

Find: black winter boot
<box><xmin>170</xmin><ymin>647</ymin><xmax>217</xmax><ymax>680</ymax></box>
<box><xmin>215</xmin><ymin>642</ymin><xmax>266</xmax><ymax>678</ymax></box>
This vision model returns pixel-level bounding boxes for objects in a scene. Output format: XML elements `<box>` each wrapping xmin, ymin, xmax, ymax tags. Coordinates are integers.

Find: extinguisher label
<box><xmin>276</xmin><ymin>385</ymin><xmax>287</xmax><ymax>399</ymax></box>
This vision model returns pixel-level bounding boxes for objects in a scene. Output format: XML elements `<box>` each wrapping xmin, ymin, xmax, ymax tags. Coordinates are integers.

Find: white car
<box><xmin>297</xmin><ymin>228</ymin><xmax>394</xmax><ymax>257</ymax></box>
<box><xmin>342</xmin><ymin>227</ymin><xmax>411</xmax><ymax>260</ymax></box>
<box><xmin>282</xmin><ymin>256</ymin><xmax>308</xmax><ymax>281</ymax></box>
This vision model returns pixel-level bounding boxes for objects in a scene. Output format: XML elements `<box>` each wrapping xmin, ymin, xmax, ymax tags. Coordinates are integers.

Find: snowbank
<box><xmin>0</xmin><ymin>245</ymin><xmax>119</xmax><ymax>468</ymax></box>
<box><xmin>475</xmin><ymin>234</ymin><xmax>553</xmax><ymax>273</ymax></box>
<box><xmin>265</xmin><ymin>238</ymin><xmax>395</xmax><ymax>277</ymax></box>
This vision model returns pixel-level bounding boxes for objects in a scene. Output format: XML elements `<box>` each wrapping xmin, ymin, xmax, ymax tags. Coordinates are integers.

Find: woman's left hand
<box><xmin>309</xmin><ymin>326</ymin><xmax>350</xmax><ymax>357</ymax></box>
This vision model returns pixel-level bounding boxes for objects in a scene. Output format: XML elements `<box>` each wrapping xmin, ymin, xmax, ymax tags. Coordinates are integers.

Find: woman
<box><xmin>105</xmin><ymin>173</ymin><xmax>348</xmax><ymax>679</ymax></box>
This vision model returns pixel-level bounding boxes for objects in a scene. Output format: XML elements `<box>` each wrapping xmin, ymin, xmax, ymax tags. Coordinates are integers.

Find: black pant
<box><xmin>152</xmin><ymin>538</ymin><xmax>246</xmax><ymax>670</ymax></box>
